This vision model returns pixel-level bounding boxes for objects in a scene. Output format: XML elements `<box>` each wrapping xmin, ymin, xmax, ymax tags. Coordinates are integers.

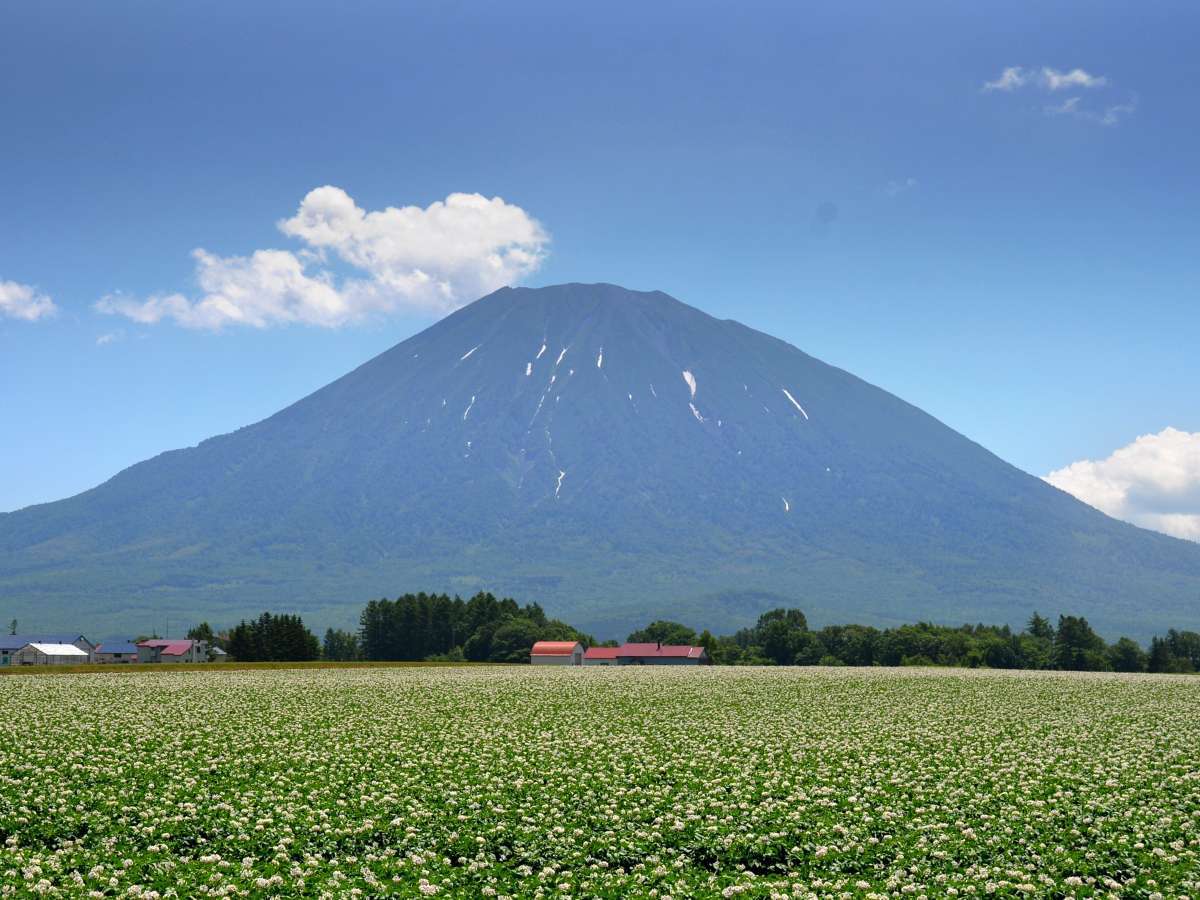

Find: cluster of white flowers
<box><xmin>0</xmin><ymin>666</ymin><xmax>1197</xmax><ymax>896</ymax></box>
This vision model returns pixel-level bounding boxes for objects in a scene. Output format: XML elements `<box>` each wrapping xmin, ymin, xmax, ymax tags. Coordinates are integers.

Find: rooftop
<box><xmin>530</xmin><ymin>641</ymin><xmax>582</xmax><ymax>656</ymax></box>
<box><xmin>23</xmin><ymin>643</ymin><xmax>88</xmax><ymax>656</ymax></box>
<box><xmin>583</xmin><ymin>646</ymin><xmax>620</xmax><ymax>659</ymax></box>
<box><xmin>0</xmin><ymin>634</ymin><xmax>88</xmax><ymax>652</ymax></box>
<box><xmin>96</xmin><ymin>641</ymin><xmax>139</xmax><ymax>655</ymax></box>
<box><xmin>618</xmin><ymin>643</ymin><xmax>707</xmax><ymax>659</ymax></box>
<box><xmin>138</xmin><ymin>639</ymin><xmax>196</xmax><ymax>656</ymax></box>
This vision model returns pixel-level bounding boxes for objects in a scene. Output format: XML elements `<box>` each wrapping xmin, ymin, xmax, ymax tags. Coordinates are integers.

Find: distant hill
<box><xmin>2</xmin><ymin>282</ymin><xmax>1198</xmax><ymax>639</ymax></box>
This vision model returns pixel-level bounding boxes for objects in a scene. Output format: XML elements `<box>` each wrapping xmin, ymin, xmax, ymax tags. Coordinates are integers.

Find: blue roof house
<box><xmin>94</xmin><ymin>641</ymin><xmax>140</xmax><ymax>664</ymax></box>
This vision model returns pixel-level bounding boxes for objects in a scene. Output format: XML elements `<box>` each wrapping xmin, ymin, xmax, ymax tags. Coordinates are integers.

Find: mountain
<box><xmin>3</xmin><ymin>283</ymin><xmax>1199</xmax><ymax>640</ymax></box>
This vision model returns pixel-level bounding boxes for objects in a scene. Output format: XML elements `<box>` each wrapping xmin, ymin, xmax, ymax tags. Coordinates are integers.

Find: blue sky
<box><xmin>2</xmin><ymin>0</ymin><xmax>1198</xmax><ymax>530</ymax></box>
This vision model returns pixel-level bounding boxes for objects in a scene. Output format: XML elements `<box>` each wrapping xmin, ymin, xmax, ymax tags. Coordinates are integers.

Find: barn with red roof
<box><xmin>613</xmin><ymin>642</ymin><xmax>710</xmax><ymax>665</ymax></box>
<box><xmin>579</xmin><ymin>642</ymin><xmax>711</xmax><ymax>666</ymax></box>
<box><xmin>530</xmin><ymin>640</ymin><xmax>584</xmax><ymax>666</ymax></box>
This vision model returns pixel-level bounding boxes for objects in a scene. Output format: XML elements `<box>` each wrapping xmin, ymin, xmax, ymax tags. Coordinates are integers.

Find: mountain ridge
<box><xmin>3</xmin><ymin>282</ymin><xmax>1198</xmax><ymax>640</ymax></box>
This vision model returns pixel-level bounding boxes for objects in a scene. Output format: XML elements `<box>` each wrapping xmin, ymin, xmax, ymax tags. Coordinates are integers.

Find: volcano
<box><xmin>3</xmin><ymin>282</ymin><xmax>1198</xmax><ymax>639</ymax></box>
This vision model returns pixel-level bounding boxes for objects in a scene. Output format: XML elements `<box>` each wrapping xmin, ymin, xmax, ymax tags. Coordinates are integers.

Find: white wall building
<box><xmin>11</xmin><ymin>643</ymin><xmax>90</xmax><ymax>666</ymax></box>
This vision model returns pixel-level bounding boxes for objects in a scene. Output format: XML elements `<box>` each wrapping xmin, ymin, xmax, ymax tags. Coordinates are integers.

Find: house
<box><xmin>94</xmin><ymin>641</ymin><xmax>140</xmax><ymax>664</ymax></box>
<box><xmin>583</xmin><ymin>646</ymin><xmax>620</xmax><ymax>666</ymax></box>
<box><xmin>0</xmin><ymin>634</ymin><xmax>94</xmax><ymax>665</ymax></box>
<box><xmin>530</xmin><ymin>640</ymin><xmax>584</xmax><ymax>666</ymax></box>
<box><xmin>11</xmin><ymin>642</ymin><xmax>90</xmax><ymax>666</ymax></box>
<box><xmin>137</xmin><ymin>639</ymin><xmax>209</xmax><ymax>663</ymax></box>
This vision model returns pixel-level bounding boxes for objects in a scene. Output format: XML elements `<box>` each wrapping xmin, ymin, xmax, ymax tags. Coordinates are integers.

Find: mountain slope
<box><xmin>3</xmin><ymin>283</ymin><xmax>1198</xmax><ymax>639</ymax></box>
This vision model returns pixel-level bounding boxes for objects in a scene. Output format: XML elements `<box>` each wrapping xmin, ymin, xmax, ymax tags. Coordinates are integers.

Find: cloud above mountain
<box><xmin>1045</xmin><ymin>428</ymin><xmax>1200</xmax><ymax>542</ymax></box>
<box><xmin>96</xmin><ymin>189</ymin><xmax>549</xmax><ymax>329</ymax></box>
<box><xmin>0</xmin><ymin>280</ymin><xmax>56</xmax><ymax>321</ymax></box>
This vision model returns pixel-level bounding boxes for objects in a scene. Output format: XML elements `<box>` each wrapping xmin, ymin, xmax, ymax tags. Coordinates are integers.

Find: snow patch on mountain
<box><xmin>781</xmin><ymin>388</ymin><xmax>809</xmax><ymax>420</ymax></box>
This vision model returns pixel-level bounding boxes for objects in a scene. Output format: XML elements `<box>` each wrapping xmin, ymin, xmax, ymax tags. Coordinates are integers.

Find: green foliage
<box><xmin>1108</xmin><ymin>636</ymin><xmax>1149</xmax><ymax>672</ymax></box>
<box><xmin>226</xmin><ymin>612</ymin><xmax>320</xmax><ymax>662</ymax></box>
<box><xmin>1148</xmin><ymin>629</ymin><xmax>1200</xmax><ymax>673</ymax></box>
<box><xmin>1053</xmin><ymin>615</ymin><xmax>1110</xmax><ymax>671</ymax></box>
<box><xmin>358</xmin><ymin>591</ymin><xmax>591</xmax><ymax>663</ymax></box>
<box><xmin>322</xmin><ymin>628</ymin><xmax>361</xmax><ymax>661</ymax></box>
<box><xmin>626</xmin><ymin>620</ymin><xmax>698</xmax><ymax>646</ymax></box>
<box><xmin>1026</xmin><ymin>611</ymin><xmax>1054</xmax><ymax>641</ymax></box>
<box><xmin>625</xmin><ymin>605</ymin><xmax>1183</xmax><ymax>673</ymax></box>
<box><xmin>347</xmin><ymin>589</ymin><xmax>1192</xmax><ymax>674</ymax></box>
<box><xmin>187</xmin><ymin>622</ymin><xmax>215</xmax><ymax>645</ymax></box>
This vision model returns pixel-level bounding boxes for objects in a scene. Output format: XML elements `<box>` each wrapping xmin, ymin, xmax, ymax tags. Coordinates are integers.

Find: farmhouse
<box><xmin>137</xmin><ymin>639</ymin><xmax>209</xmax><ymax>663</ymax></box>
<box><xmin>530</xmin><ymin>640</ymin><xmax>584</xmax><ymax>665</ymax></box>
<box><xmin>0</xmin><ymin>634</ymin><xmax>94</xmax><ymax>665</ymax></box>
<box><xmin>11</xmin><ymin>642</ymin><xmax>90</xmax><ymax>666</ymax></box>
<box><xmin>94</xmin><ymin>641</ymin><xmax>140</xmax><ymax>664</ymax></box>
<box><xmin>573</xmin><ymin>642</ymin><xmax>713</xmax><ymax>666</ymax></box>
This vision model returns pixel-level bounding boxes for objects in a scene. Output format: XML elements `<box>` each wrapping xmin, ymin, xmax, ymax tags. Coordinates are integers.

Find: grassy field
<box><xmin>0</xmin><ymin>667</ymin><xmax>1197</xmax><ymax>898</ymax></box>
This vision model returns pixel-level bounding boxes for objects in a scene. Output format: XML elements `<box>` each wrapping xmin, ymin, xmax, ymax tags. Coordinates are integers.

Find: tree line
<box><xmin>188</xmin><ymin>596</ymin><xmax>1200</xmax><ymax>673</ymax></box>
<box><xmin>631</xmin><ymin>610</ymin><xmax>1200</xmax><ymax>672</ymax></box>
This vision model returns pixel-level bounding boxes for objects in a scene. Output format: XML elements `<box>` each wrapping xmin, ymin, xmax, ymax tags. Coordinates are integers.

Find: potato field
<box><xmin>1</xmin><ymin>666</ymin><xmax>1197</xmax><ymax>898</ymax></box>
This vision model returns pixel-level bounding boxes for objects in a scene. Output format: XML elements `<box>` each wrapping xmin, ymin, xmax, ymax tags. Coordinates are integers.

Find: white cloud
<box><xmin>1040</xmin><ymin>67</ymin><xmax>1107</xmax><ymax>91</ymax></box>
<box><xmin>982</xmin><ymin>65</ymin><xmax>1132</xmax><ymax>127</ymax></box>
<box><xmin>1046</xmin><ymin>95</ymin><xmax>1137</xmax><ymax>127</ymax></box>
<box><xmin>982</xmin><ymin>66</ymin><xmax>1029</xmax><ymax>92</ymax></box>
<box><xmin>885</xmin><ymin>177</ymin><xmax>917</xmax><ymax>197</ymax></box>
<box><xmin>96</xmin><ymin>189</ymin><xmax>549</xmax><ymax>330</ymax></box>
<box><xmin>1045</xmin><ymin>427</ymin><xmax>1200</xmax><ymax>542</ymax></box>
<box><xmin>0</xmin><ymin>280</ymin><xmax>57</xmax><ymax>321</ymax></box>
<box><xmin>982</xmin><ymin>66</ymin><xmax>1108</xmax><ymax>93</ymax></box>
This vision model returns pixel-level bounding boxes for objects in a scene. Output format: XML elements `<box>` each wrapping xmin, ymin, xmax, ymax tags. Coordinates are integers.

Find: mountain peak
<box><xmin>3</xmin><ymin>283</ymin><xmax>1199</xmax><ymax>640</ymax></box>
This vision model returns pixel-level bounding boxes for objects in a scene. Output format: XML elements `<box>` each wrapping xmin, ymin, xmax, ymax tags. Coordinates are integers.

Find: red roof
<box><xmin>138</xmin><ymin>639</ymin><xmax>195</xmax><ymax>657</ymax></box>
<box><xmin>617</xmin><ymin>643</ymin><xmax>707</xmax><ymax>659</ymax></box>
<box><xmin>583</xmin><ymin>646</ymin><xmax>619</xmax><ymax>659</ymax></box>
<box><xmin>530</xmin><ymin>641</ymin><xmax>582</xmax><ymax>656</ymax></box>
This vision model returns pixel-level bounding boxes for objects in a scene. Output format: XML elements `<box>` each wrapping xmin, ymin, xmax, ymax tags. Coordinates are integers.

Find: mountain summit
<box><xmin>4</xmin><ymin>283</ymin><xmax>1199</xmax><ymax>638</ymax></box>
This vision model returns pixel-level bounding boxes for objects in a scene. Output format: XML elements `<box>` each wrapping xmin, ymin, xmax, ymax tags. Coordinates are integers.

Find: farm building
<box><xmin>94</xmin><ymin>641</ymin><xmax>140</xmax><ymax>664</ymax></box>
<box><xmin>530</xmin><ymin>641</ymin><xmax>584</xmax><ymax>665</ymax></box>
<box><xmin>580</xmin><ymin>642</ymin><xmax>711</xmax><ymax>666</ymax></box>
<box><xmin>0</xmin><ymin>633</ymin><xmax>94</xmax><ymax>665</ymax></box>
<box><xmin>565</xmin><ymin>643</ymin><xmax>712</xmax><ymax>666</ymax></box>
<box><xmin>11</xmin><ymin>642</ymin><xmax>90</xmax><ymax>666</ymax></box>
<box><xmin>615</xmin><ymin>642</ymin><xmax>710</xmax><ymax>665</ymax></box>
<box><xmin>583</xmin><ymin>647</ymin><xmax>620</xmax><ymax>666</ymax></box>
<box><xmin>137</xmin><ymin>639</ymin><xmax>210</xmax><ymax>663</ymax></box>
